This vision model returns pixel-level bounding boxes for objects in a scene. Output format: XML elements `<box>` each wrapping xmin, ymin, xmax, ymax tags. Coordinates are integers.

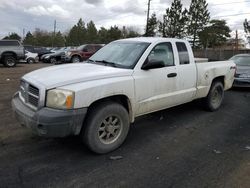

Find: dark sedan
<box><xmin>230</xmin><ymin>54</ymin><xmax>250</xmax><ymax>87</ymax></box>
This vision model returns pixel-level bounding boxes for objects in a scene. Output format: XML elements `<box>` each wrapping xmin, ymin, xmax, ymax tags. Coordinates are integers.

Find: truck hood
<box><xmin>23</xmin><ymin>63</ymin><xmax>133</xmax><ymax>89</ymax></box>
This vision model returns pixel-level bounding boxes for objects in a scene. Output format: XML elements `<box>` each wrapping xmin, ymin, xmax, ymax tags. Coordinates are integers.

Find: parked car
<box><xmin>19</xmin><ymin>50</ymin><xmax>39</xmax><ymax>64</ymax></box>
<box><xmin>24</xmin><ymin>45</ymin><xmax>52</xmax><ymax>61</ymax></box>
<box><xmin>41</xmin><ymin>47</ymin><xmax>75</xmax><ymax>64</ymax></box>
<box><xmin>61</xmin><ymin>44</ymin><xmax>103</xmax><ymax>63</ymax></box>
<box><xmin>230</xmin><ymin>54</ymin><xmax>250</xmax><ymax>87</ymax></box>
<box><xmin>0</xmin><ymin>40</ymin><xmax>25</xmax><ymax>67</ymax></box>
<box><xmin>12</xmin><ymin>37</ymin><xmax>236</xmax><ymax>154</ymax></box>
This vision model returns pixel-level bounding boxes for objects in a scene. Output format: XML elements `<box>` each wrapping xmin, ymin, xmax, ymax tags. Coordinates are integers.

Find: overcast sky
<box><xmin>0</xmin><ymin>0</ymin><xmax>249</xmax><ymax>40</ymax></box>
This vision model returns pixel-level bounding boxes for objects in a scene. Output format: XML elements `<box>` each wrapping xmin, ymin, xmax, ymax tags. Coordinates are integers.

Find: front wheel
<box><xmin>82</xmin><ymin>102</ymin><xmax>130</xmax><ymax>154</ymax></box>
<box><xmin>4</xmin><ymin>56</ymin><xmax>16</xmax><ymax>67</ymax></box>
<box><xmin>204</xmin><ymin>81</ymin><xmax>224</xmax><ymax>111</ymax></box>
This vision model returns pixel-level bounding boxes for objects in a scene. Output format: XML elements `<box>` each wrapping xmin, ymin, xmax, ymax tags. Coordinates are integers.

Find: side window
<box><xmin>84</xmin><ymin>45</ymin><xmax>94</xmax><ymax>52</ymax></box>
<box><xmin>148</xmin><ymin>42</ymin><xmax>174</xmax><ymax>67</ymax></box>
<box><xmin>176</xmin><ymin>42</ymin><xmax>190</xmax><ymax>65</ymax></box>
<box><xmin>0</xmin><ymin>41</ymin><xmax>19</xmax><ymax>46</ymax></box>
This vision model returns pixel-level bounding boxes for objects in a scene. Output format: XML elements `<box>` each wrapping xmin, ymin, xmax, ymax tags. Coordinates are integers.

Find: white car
<box><xmin>12</xmin><ymin>37</ymin><xmax>236</xmax><ymax>154</ymax></box>
<box><xmin>19</xmin><ymin>50</ymin><xmax>39</xmax><ymax>64</ymax></box>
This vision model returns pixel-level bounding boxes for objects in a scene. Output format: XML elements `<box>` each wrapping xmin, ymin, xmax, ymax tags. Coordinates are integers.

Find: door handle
<box><xmin>167</xmin><ymin>73</ymin><xmax>177</xmax><ymax>78</ymax></box>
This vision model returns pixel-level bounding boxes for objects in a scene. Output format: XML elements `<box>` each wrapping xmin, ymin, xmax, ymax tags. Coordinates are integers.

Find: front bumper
<box><xmin>233</xmin><ymin>78</ymin><xmax>250</xmax><ymax>87</ymax></box>
<box><xmin>12</xmin><ymin>93</ymin><xmax>87</xmax><ymax>137</ymax></box>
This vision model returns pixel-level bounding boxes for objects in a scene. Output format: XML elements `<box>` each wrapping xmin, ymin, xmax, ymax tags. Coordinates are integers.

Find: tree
<box><xmin>86</xmin><ymin>20</ymin><xmax>98</xmax><ymax>43</ymax></box>
<box><xmin>23</xmin><ymin>31</ymin><xmax>35</xmax><ymax>45</ymax></box>
<box><xmin>107</xmin><ymin>26</ymin><xmax>122</xmax><ymax>42</ymax></box>
<box><xmin>243</xmin><ymin>19</ymin><xmax>250</xmax><ymax>44</ymax></box>
<box><xmin>145</xmin><ymin>13</ymin><xmax>158</xmax><ymax>36</ymax></box>
<box><xmin>198</xmin><ymin>19</ymin><xmax>231</xmax><ymax>48</ymax></box>
<box><xmin>66</xmin><ymin>18</ymin><xmax>86</xmax><ymax>46</ymax></box>
<box><xmin>98</xmin><ymin>27</ymin><xmax>109</xmax><ymax>43</ymax></box>
<box><xmin>187</xmin><ymin>0</ymin><xmax>210</xmax><ymax>48</ymax></box>
<box><xmin>3</xmin><ymin>32</ymin><xmax>21</xmax><ymax>41</ymax></box>
<box><xmin>121</xmin><ymin>26</ymin><xmax>140</xmax><ymax>38</ymax></box>
<box><xmin>244</xmin><ymin>19</ymin><xmax>250</xmax><ymax>33</ymax></box>
<box><xmin>53</xmin><ymin>31</ymin><xmax>65</xmax><ymax>47</ymax></box>
<box><xmin>159</xmin><ymin>0</ymin><xmax>188</xmax><ymax>38</ymax></box>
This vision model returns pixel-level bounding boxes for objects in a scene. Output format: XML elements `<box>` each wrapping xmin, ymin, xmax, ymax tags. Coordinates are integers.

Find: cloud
<box><xmin>24</xmin><ymin>5</ymin><xmax>70</xmax><ymax>18</ymax></box>
<box><xmin>85</xmin><ymin>0</ymin><xmax>103</xmax><ymax>5</ymax></box>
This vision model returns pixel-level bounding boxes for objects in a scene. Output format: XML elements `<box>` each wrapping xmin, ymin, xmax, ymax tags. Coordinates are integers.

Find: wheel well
<box><xmin>1</xmin><ymin>51</ymin><xmax>17</xmax><ymax>60</ymax></box>
<box><xmin>71</xmin><ymin>55</ymin><xmax>81</xmax><ymax>61</ymax></box>
<box><xmin>212</xmin><ymin>76</ymin><xmax>225</xmax><ymax>87</ymax></box>
<box><xmin>87</xmin><ymin>95</ymin><xmax>132</xmax><ymax>122</ymax></box>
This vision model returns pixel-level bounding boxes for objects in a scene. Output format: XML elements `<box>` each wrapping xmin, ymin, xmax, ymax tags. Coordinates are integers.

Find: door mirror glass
<box><xmin>141</xmin><ymin>58</ymin><xmax>165</xmax><ymax>70</ymax></box>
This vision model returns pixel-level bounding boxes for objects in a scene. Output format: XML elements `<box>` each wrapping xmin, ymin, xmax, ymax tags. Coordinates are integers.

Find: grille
<box><xmin>20</xmin><ymin>81</ymin><xmax>40</xmax><ymax>108</ymax></box>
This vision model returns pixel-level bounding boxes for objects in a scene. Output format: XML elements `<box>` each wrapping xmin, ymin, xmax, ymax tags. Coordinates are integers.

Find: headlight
<box><xmin>66</xmin><ymin>51</ymin><xmax>71</xmax><ymax>56</ymax></box>
<box><xmin>46</xmin><ymin>89</ymin><xmax>74</xmax><ymax>109</ymax></box>
<box><xmin>45</xmin><ymin>56</ymin><xmax>49</xmax><ymax>59</ymax></box>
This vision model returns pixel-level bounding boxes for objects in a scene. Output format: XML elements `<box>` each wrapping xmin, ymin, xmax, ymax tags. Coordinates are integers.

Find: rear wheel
<box><xmin>50</xmin><ymin>57</ymin><xmax>57</xmax><ymax>64</ymax></box>
<box><xmin>82</xmin><ymin>102</ymin><xmax>130</xmax><ymax>154</ymax></box>
<box><xmin>204</xmin><ymin>81</ymin><xmax>224</xmax><ymax>111</ymax></box>
<box><xmin>27</xmin><ymin>58</ymin><xmax>35</xmax><ymax>64</ymax></box>
<box><xmin>4</xmin><ymin>56</ymin><xmax>16</xmax><ymax>67</ymax></box>
<box><xmin>71</xmin><ymin>56</ymin><xmax>80</xmax><ymax>63</ymax></box>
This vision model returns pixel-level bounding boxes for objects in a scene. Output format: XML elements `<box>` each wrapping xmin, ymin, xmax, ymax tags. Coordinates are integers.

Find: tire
<box><xmin>71</xmin><ymin>56</ymin><xmax>80</xmax><ymax>63</ymax></box>
<box><xmin>3</xmin><ymin>56</ymin><xmax>16</xmax><ymax>67</ymax></box>
<box><xmin>50</xmin><ymin>57</ymin><xmax>57</xmax><ymax>64</ymax></box>
<box><xmin>204</xmin><ymin>81</ymin><xmax>224</xmax><ymax>111</ymax></box>
<box><xmin>82</xmin><ymin>102</ymin><xmax>130</xmax><ymax>154</ymax></box>
<box><xmin>27</xmin><ymin>58</ymin><xmax>35</xmax><ymax>64</ymax></box>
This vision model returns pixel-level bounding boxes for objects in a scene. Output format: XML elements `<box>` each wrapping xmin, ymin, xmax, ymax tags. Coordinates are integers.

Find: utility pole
<box><xmin>235</xmin><ymin>30</ymin><xmax>239</xmax><ymax>51</ymax></box>
<box><xmin>145</xmin><ymin>0</ymin><xmax>151</xmax><ymax>36</ymax></box>
<box><xmin>52</xmin><ymin>20</ymin><xmax>56</xmax><ymax>47</ymax></box>
<box><xmin>22</xmin><ymin>28</ymin><xmax>25</xmax><ymax>42</ymax></box>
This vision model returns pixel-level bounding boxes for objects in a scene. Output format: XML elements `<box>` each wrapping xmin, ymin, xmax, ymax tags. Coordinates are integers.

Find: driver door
<box><xmin>134</xmin><ymin>42</ymin><xmax>178</xmax><ymax>116</ymax></box>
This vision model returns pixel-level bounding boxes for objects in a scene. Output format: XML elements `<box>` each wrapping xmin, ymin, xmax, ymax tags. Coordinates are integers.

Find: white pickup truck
<box><xmin>12</xmin><ymin>37</ymin><xmax>236</xmax><ymax>153</ymax></box>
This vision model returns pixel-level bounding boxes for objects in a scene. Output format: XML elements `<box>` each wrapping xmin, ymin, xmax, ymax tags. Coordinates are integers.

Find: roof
<box><xmin>233</xmin><ymin>54</ymin><xmax>250</xmax><ymax>57</ymax></box>
<box><xmin>116</xmin><ymin>37</ymin><xmax>187</xmax><ymax>43</ymax></box>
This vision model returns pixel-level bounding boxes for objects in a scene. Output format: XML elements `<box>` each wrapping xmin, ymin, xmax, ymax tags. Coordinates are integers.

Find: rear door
<box><xmin>174</xmin><ymin>42</ymin><xmax>197</xmax><ymax>102</ymax></box>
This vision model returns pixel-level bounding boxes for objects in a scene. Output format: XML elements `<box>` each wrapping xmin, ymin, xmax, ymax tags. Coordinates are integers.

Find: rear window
<box><xmin>176</xmin><ymin>42</ymin><xmax>190</xmax><ymax>65</ymax></box>
<box><xmin>0</xmin><ymin>40</ymin><xmax>20</xmax><ymax>46</ymax></box>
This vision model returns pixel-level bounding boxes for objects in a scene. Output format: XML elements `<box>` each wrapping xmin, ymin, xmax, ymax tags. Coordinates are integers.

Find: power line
<box><xmin>212</xmin><ymin>12</ymin><xmax>250</xmax><ymax>18</ymax></box>
<box><xmin>210</xmin><ymin>0</ymin><xmax>250</xmax><ymax>6</ymax></box>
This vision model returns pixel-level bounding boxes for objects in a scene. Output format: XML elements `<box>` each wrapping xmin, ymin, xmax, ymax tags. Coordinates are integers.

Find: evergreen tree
<box><xmin>145</xmin><ymin>13</ymin><xmax>157</xmax><ymax>36</ymax></box>
<box><xmin>23</xmin><ymin>31</ymin><xmax>35</xmax><ymax>45</ymax></box>
<box><xmin>107</xmin><ymin>26</ymin><xmax>122</xmax><ymax>42</ymax></box>
<box><xmin>159</xmin><ymin>0</ymin><xmax>188</xmax><ymax>38</ymax></box>
<box><xmin>53</xmin><ymin>31</ymin><xmax>65</xmax><ymax>47</ymax></box>
<box><xmin>187</xmin><ymin>0</ymin><xmax>210</xmax><ymax>48</ymax></box>
<box><xmin>243</xmin><ymin>19</ymin><xmax>250</xmax><ymax>44</ymax></box>
<box><xmin>98</xmin><ymin>27</ymin><xmax>109</xmax><ymax>43</ymax></box>
<box><xmin>3</xmin><ymin>32</ymin><xmax>21</xmax><ymax>41</ymax></box>
<box><xmin>198</xmin><ymin>19</ymin><xmax>230</xmax><ymax>49</ymax></box>
<box><xmin>66</xmin><ymin>18</ymin><xmax>86</xmax><ymax>46</ymax></box>
<box><xmin>86</xmin><ymin>20</ymin><xmax>98</xmax><ymax>43</ymax></box>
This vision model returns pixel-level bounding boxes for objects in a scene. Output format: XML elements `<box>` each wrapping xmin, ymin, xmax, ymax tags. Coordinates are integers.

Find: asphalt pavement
<box><xmin>0</xmin><ymin>63</ymin><xmax>249</xmax><ymax>188</ymax></box>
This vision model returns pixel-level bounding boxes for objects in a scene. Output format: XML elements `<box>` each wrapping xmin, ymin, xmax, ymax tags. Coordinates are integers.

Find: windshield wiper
<box><xmin>95</xmin><ymin>60</ymin><xmax>117</xmax><ymax>67</ymax></box>
<box><xmin>88</xmin><ymin>59</ymin><xmax>96</xmax><ymax>63</ymax></box>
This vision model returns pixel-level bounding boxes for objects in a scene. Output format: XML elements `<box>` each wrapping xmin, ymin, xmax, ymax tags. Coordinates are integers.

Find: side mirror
<box><xmin>141</xmin><ymin>58</ymin><xmax>165</xmax><ymax>70</ymax></box>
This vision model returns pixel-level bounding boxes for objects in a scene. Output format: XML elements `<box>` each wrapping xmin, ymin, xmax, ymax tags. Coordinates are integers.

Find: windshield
<box><xmin>230</xmin><ymin>56</ymin><xmax>250</xmax><ymax>66</ymax></box>
<box><xmin>77</xmin><ymin>45</ymin><xmax>86</xmax><ymax>50</ymax></box>
<box><xmin>89</xmin><ymin>41</ymin><xmax>150</xmax><ymax>69</ymax></box>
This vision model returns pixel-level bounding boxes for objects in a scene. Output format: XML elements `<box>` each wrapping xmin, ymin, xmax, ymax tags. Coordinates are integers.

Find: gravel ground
<box><xmin>0</xmin><ymin>63</ymin><xmax>249</xmax><ymax>188</ymax></box>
